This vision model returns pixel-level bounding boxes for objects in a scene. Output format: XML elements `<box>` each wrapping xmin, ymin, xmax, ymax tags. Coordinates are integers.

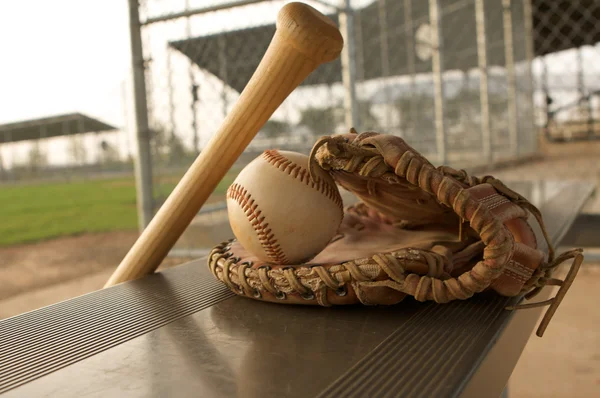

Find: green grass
<box><xmin>0</xmin><ymin>169</ymin><xmax>240</xmax><ymax>247</ymax></box>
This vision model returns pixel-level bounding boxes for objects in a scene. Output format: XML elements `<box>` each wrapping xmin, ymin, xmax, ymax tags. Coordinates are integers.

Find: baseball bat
<box><xmin>104</xmin><ymin>2</ymin><xmax>343</xmax><ymax>287</ymax></box>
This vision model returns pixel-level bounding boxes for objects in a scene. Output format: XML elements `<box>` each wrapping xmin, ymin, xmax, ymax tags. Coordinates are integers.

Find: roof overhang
<box><xmin>168</xmin><ymin>0</ymin><xmax>600</xmax><ymax>94</ymax></box>
<box><xmin>0</xmin><ymin>113</ymin><xmax>117</xmax><ymax>144</ymax></box>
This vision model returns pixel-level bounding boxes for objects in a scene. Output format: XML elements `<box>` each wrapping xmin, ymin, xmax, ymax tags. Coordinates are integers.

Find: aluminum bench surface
<box><xmin>0</xmin><ymin>180</ymin><xmax>594</xmax><ymax>398</ymax></box>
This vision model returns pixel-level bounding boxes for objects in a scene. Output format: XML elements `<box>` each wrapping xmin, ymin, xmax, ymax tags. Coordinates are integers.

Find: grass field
<box><xmin>0</xmin><ymin>169</ymin><xmax>240</xmax><ymax>247</ymax></box>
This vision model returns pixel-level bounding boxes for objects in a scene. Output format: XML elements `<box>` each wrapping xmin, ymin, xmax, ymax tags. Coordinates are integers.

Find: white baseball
<box><xmin>226</xmin><ymin>149</ymin><xmax>344</xmax><ymax>265</ymax></box>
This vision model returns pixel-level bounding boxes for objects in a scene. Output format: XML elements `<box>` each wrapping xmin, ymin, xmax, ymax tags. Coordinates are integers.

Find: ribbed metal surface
<box><xmin>0</xmin><ymin>264</ymin><xmax>233</xmax><ymax>394</ymax></box>
<box><xmin>317</xmin><ymin>295</ymin><xmax>511</xmax><ymax>398</ymax></box>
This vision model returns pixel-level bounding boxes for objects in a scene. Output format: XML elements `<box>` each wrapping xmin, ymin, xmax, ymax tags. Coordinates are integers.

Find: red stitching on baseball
<box><xmin>262</xmin><ymin>149</ymin><xmax>344</xmax><ymax>213</ymax></box>
<box><xmin>227</xmin><ymin>183</ymin><xmax>289</xmax><ymax>264</ymax></box>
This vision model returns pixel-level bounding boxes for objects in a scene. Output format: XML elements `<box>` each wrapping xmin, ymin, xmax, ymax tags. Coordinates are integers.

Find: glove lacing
<box><xmin>308</xmin><ymin>131</ymin><xmax>584</xmax><ymax>337</ymax></box>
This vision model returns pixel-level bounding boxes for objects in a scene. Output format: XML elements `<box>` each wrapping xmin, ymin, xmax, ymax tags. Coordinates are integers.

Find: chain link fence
<box><xmin>137</xmin><ymin>0</ymin><xmax>544</xmax><ymax>209</ymax></box>
<box><xmin>132</xmin><ymin>0</ymin><xmax>549</xmax><ymax>252</ymax></box>
<box><xmin>1</xmin><ymin>1</ymin><xmax>597</xmax><ymax>192</ymax></box>
<box><xmin>350</xmin><ymin>0</ymin><xmax>538</xmax><ymax>165</ymax></box>
<box><xmin>533</xmin><ymin>0</ymin><xmax>600</xmax><ymax>142</ymax></box>
<box><xmin>138</xmin><ymin>0</ymin><xmax>347</xmax><ymax>211</ymax></box>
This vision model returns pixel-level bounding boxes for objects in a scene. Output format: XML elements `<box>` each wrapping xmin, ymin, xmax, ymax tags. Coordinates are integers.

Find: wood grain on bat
<box><xmin>104</xmin><ymin>2</ymin><xmax>343</xmax><ymax>287</ymax></box>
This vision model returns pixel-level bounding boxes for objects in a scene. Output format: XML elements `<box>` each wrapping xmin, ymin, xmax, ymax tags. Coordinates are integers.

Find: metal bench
<box><xmin>0</xmin><ymin>179</ymin><xmax>595</xmax><ymax>398</ymax></box>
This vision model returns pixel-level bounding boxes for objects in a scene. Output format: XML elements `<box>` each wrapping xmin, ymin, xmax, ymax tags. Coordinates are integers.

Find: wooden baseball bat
<box><xmin>104</xmin><ymin>2</ymin><xmax>343</xmax><ymax>287</ymax></box>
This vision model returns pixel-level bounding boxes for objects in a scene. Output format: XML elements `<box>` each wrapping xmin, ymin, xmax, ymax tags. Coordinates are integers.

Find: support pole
<box><xmin>219</xmin><ymin>34</ymin><xmax>229</xmax><ymax>118</ymax></box>
<box><xmin>127</xmin><ymin>0</ymin><xmax>154</xmax><ymax>231</ymax></box>
<box><xmin>503</xmin><ymin>0</ymin><xmax>519</xmax><ymax>157</ymax></box>
<box><xmin>541</xmin><ymin>56</ymin><xmax>551</xmax><ymax>139</ymax></box>
<box><xmin>428</xmin><ymin>0</ymin><xmax>447</xmax><ymax>164</ymax></box>
<box><xmin>186</xmin><ymin>0</ymin><xmax>200</xmax><ymax>154</ymax></box>
<box><xmin>6</xmin><ymin>131</ymin><xmax>13</xmax><ymax>181</ymax></box>
<box><xmin>353</xmin><ymin>2</ymin><xmax>364</xmax><ymax>82</ymax></box>
<box><xmin>77</xmin><ymin>115</ymin><xmax>85</xmax><ymax>164</ymax></box>
<box><xmin>523</xmin><ymin>0</ymin><xmax>537</xmax><ymax>151</ymax></box>
<box><xmin>0</xmin><ymin>135</ymin><xmax>5</xmax><ymax>181</ymax></box>
<box><xmin>339</xmin><ymin>0</ymin><xmax>360</xmax><ymax>130</ymax></box>
<box><xmin>404</xmin><ymin>0</ymin><xmax>417</xmax><ymax>140</ymax></box>
<box><xmin>475</xmin><ymin>0</ymin><xmax>492</xmax><ymax>164</ymax></box>
<box><xmin>63</xmin><ymin>120</ymin><xmax>72</xmax><ymax>181</ymax></box>
<box><xmin>577</xmin><ymin>47</ymin><xmax>593</xmax><ymax>138</ymax></box>
<box><xmin>122</xmin><ymin>80</ymin><xmax>133</xmax><ymax>162</ymax></box>
<box><xmin>378</xmin><ymin>0</ymin><xmax>391</xmax><ymax>130</ymax></box>
<box><xmin>38</xmin><ymin>124</ymin><xmax>47</xmax><ymax>176</ymax></box>
<box><xmin>576</xmin><ymin>47</ymin><xmax>585</xmax><ymax>141</ymax></box>
<box><xmin>167</xmin><ymin>49</ymin><xmax>176</xmax><ymax>147</ymax></box>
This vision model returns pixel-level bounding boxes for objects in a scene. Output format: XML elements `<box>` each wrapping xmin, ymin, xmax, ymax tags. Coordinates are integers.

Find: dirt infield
<box><xmin>508</xmin><ymin>265</ymin><xmax>600</xmax><ymax>397</ymax></box>
<box><xmin>0</xmin><ymin>231</ymin><xmax>138</xmax><ymax>302</ymax></box>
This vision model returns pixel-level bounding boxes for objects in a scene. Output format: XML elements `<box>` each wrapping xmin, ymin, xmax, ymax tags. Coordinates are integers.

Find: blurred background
<box><xmin>1</xmin><ymin>1</ymin><xmax>599</xmax><ymax>396</ymax></box>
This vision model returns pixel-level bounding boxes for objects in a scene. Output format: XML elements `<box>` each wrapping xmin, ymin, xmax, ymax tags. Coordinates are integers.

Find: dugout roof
<box><xmin>169</xmin><ymin>0</ymin><xmax>600</xmax><ymax>93</ymax></box>
<box><xmin>0</xmin><ymin>113</ymin><xmax>117</xmax><ymax>144</ymax></box>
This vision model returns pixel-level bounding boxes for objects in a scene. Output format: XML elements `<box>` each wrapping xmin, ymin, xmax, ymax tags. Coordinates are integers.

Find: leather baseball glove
<box><xmin>208</xmin><ymin>130</ymin><xmax>583</xmax><ymax>337</ymax></box>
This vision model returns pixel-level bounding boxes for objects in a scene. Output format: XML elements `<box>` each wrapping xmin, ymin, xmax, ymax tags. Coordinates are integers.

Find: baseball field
<box><xmin>0</xmin><ymin>169</ymin><xmax>240</xmax><ymax>247</ymax></box>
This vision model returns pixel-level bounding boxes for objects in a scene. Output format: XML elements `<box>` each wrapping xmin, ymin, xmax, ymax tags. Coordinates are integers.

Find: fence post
<box><xmin>219</xmin><ymin>35</ymin><xmax>229</xmax><ymax>118</ymax></box>
<box><xmin>185</xmin><ymin>0</ymin><xmax>200</xmax><ymax>154</ymax></box>
<box><xmin>522</xmin><ymin>0</ymin><xmax>537</xmax><ymax>152</ymax></box>
<box><xmin>378</xmin><ymin>0</ymin><xmax>391</xmax><ymax>130</ymax></box>
<box><xmin>167</xmin><ymin>49</ymin><xmax>177</xmax><ymax>146</ymax></box>
<box><xmin>475</xmin><ymin>0</ymin><xmax>492</xmax><ymax>165</ymax></box>
<box><xmin>428</xmin><ymin>0</ymin><xmax>447</xmax><ymax>164</ymax></box>
<box><xmin>339</xmin><ymin>0</ymin><xmax>360</xmax><ymax>131</ymax></box>
<box><xmin>0</xmin><ymin>135</ymin><xmax>4</xmax><ymax>180</ymax></box>
<box><xmin>404</xmin><ymin>0</ymin><xmax>418</xmax><ymax>140</ymax></box>
<box><xmin>576</xmin><ymin>47</ymin><xmax>593</xmax><ymax>138</ymax></box>
<box><xmin>127</xmin><ymin>0</ymin><xmax>154</xmax><ymax>231</ymax></box>
<box><xmin>503</xmin><ymin>0</ymin><xmax>519</xmax><ymax>158</ymax></box>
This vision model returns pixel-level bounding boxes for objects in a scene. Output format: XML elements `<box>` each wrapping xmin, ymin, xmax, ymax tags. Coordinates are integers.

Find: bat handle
<box><xmin>104</xmin><ymin>2</ymin><xmax>343</xmax><ymax>287</ymax></box>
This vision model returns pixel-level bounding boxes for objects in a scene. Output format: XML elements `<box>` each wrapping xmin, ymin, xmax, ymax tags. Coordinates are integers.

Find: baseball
<box><xmin>226</xmin><ymin>149</ymin><xmax>344</xmax><ymax>265</ymax></box>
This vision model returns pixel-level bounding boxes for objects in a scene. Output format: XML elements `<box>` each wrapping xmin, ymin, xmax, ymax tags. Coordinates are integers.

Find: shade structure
<box><xmin>0</xmin><ymin>113</ymin><xmax>117</xmax><ymax>144</ymax></box>
<box><xmin>168</xmin><ymin>0</ymin><xmax>600</xmax><ymax>94</ymax></box>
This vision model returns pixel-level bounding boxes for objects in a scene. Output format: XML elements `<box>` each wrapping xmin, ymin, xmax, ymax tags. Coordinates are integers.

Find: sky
<box><xmin>0</xmin><ymin>0</ymin><xmax>598</xmax><ymax>168</ymax></box>
<box><xmin>0</xmin><ymin>0</ymin><xmax>132</xmax><ymax>166</ymax></box>
<box><xmin>0</xmin><ymin>0</ymin><xmax>131</xmax><ymax>126</ymax></box>
<box><xmin>0</xmin><ymin>0</ymin><xmax>340</xmax><ymax>167</ymax></box>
